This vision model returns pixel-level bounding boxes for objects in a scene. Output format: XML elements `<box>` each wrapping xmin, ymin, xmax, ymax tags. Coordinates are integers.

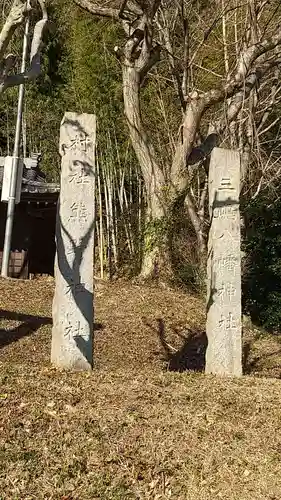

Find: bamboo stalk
<box><xmin>6</xmin><ymin>108</ymin><xmax>10</xmax><ymax>155</ymax></box>
<box><xmin>114</xmin><ymin>161</ymin><xmax>134</xmax><ymax>257</ymax></box>
<box><xmin>112</xmin><ymin>131</ymin><xmax>136</xmax><ymax>258</ymax></box>
<box><xmin>106</xmin><ymin>165</ymin><xmax>118</xmax><ymax>268</ymax></box>
<box><xmin>102</xmin><ymin>156</ymin><xmax>112</xmax><ymax>280</ymax></box>
<box><xmin>97</xmin><ymin>157</ymin><xmax>104</xmax><ymax>280</ymax></box>
<box><xmin>222</xmin><ymin>0</ymin><xmax>229</xmax><ymax>75</ymax></box>
<box><xmin>93</xmin><ymin>219</ymin><xmax>98</xmax><ymax>275</ymax></box>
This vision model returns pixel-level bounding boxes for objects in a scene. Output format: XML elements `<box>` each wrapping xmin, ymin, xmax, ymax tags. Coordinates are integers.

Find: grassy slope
<box><xmin>1</xmin><ymin>278</ymin><xmax>281</xmax><ymax>499</ymax></box>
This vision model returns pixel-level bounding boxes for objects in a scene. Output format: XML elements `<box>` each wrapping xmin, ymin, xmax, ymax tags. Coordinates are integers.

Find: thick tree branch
<box><xmin>139</xmin><ymin>43</ymin><xmax>160</xmax><ymax>82</ymax></box>
<box><xmin>0</xmin><ymin>0</ymin><xmax>30</xmax><ymax>60</ymax></box>
<box><xmin>73</xmin><ymin>0</ymin><xmax>143</xmax><ymax>20</ymax></box>
<box><xmin>73</xmin><ymin>0</ymin><xmax>120</xmax><ymax>19</ymax></box>
<box><xmin>171</xmin><ymin>95</ymin><xmax>205</xmax><ymax>193</ymax></box>
<box><xmin>234</xmin><ymin>32</ymin><xmax>281</xmax><ymax>82</ymax></box>
<box><xmin>173</xmin><ymin>42</ymin><xmax>281</xmax><ymax>186</ymax></box>
<box><xmin>0</xmin><ymin>0</ymin><xmax>48</xmax><ymax>93</ymax></box>
<box><xmin>204</xmin><ymin>55</ymin><xmax>281</xmax><ymax>111</ymax></box>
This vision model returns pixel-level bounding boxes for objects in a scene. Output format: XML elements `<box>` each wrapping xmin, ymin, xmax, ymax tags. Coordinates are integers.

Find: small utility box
<box><xmin>1</xmin><ymin>156</ymin><xmax>24</xmax><ymax>204</ymax></box>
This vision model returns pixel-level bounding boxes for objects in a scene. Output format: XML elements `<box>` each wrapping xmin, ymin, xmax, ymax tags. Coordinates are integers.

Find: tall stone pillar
<box><xmin>51</xmin><ymin>112</ymin><xmax>96</xmax><ymax>370</ymax></box>
<box><xmin>206</xmin><ymin>147</ymin><xmax>242</xmax><ymax>376</ymax></box>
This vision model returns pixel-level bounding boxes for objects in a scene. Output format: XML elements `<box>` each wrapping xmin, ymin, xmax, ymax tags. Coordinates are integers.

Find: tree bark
<box><xmin>122</xmin><ymin>65</ymin><xmax>209</xmax><ymax>279</ymax></box>
<box><xmin>0</xmin><ymin>0</ymin><xmax>47</xmax><ymax>93</ymax></box>
<box><xmin>122</xmin><ymin>64</ymin><xmax>169</xmax><ymax>278</ymax></box>
<box><xmin>0</xmin><ymin>0</ymin><xmax>28</xmax><ymax>61</ymax></box>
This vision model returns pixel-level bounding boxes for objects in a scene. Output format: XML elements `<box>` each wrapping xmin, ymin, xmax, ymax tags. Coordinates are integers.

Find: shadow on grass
<box><xmin>142</xmin><ymin>318</ymin><xmax>208</xmax><ymax>372</ymax></box>
<box><xmin>0</xmin><ymin>309</ymin><xmax>103</xmax><ymax>349</ymax></box>
<box><xmin>155</xmin><ymin>318</ymin><xmax>281</xmax><ymax>377</ymax></box>
<box><xmin>157</xmin><ymin>318</ymin><xmax>208</xmax><ymax>372</ymax></box>
<box><xmin>0</xmin><ymin>310</ymin><xmax>52</xmax><ymax>349</ymax></box>
<box><xmin>243</xmin><ymin>337</ymin><xmax>281</xmax><ymax>377</ymax></box>
<box><xmin>157</xmin><ymin>319</ymin><xmax>207</xmax><ymax>372</ymax></box>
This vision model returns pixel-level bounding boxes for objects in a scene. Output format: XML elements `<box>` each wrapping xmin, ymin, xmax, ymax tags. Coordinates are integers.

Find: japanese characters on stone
<box><xmin>206</xmin><ymin>147</ymin><xmax>242</xmax><ymax>377</ymax></box>
<box><xmin>52</xmin><ymin>112</ymin><xmax>96</xmax><ymax>371</ymax></box>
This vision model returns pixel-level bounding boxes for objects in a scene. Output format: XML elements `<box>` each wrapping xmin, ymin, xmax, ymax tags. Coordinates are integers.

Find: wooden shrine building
<box><xmin>0</xmin><ymin>157</ymin><xmax>60</xmax><ymax>279</ymax></box>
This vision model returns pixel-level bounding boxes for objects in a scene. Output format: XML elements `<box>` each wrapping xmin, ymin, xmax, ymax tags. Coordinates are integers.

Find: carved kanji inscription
<box><xmin>52</xmin><ymin>112</ymin><xmax>96</xmax><ymax>371</ymax></box>
<box><xmin>206</xmin><ymin>148</ymin><xmax>242</xmax><ymax>377</ymax></box>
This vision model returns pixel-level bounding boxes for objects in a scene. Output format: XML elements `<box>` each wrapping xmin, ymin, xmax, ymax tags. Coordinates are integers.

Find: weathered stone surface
<box><xmin>51</xmin><ymin>112</ymin><xmax>96</xmax><ymax>370</ymax></box>
<box><xmin>206</xmin><ymin>147</ymin><xmax>242</xmax><ymax>377</ymax></box>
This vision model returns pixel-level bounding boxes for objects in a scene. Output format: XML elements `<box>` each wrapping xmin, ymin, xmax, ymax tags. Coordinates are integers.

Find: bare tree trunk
<box><xmin>122</xmin><ymin>65</ymin><xmax>208</xmax><ymax>279</ymax></box>
<box><xmin>122</xmin><ymin>65</ymin><xmax>169</xmax><ymax>278</ymax></box>
<box><xmin>122</xmin><ymin>66</ymin><xmax>165</xmax><ymax>216</ymax></box>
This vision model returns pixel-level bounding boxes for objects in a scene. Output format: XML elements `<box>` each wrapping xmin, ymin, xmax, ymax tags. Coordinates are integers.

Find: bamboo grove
<box><xmin>1</xmin><ymin>1</ymin><xmax>281</xmax><ymax>325</ymax></box>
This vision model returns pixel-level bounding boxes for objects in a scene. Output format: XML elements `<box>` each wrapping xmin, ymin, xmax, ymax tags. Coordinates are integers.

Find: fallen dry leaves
<box><xmin>1</xmin><ymin>277</ymin><xmax>281</xmax><ymax>499</ymax></box>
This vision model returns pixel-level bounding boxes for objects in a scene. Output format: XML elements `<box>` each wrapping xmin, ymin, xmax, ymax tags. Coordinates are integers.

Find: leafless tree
<box><xmin>212</xmin><ymin>1</ymin><xmax>281</xmax><ymax>200</ymax></box>
<box><xmin>73</xmin><ymin>0</ymin><xmax>281</xmax><ymax>278</ymax></box>
<box><xmin>0</xmin><ymin>0</ymin><xmax>47</xmax><ymax>93</ymax></box>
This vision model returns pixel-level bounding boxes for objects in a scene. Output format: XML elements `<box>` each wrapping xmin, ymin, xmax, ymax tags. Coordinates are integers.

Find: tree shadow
<box><xmin>157</xmin><ymin>319</ymin><xmax>281</xmax><ymax>376</ymax></box>
<box><xmin>60</xmin><ymin>117</ymin><xmax>96</xmax><ymax>177</ymax></box>
<box><xmin>151</xmin><ymin>317</ymin><xmax>281</xmax><ymax>376</ymax></box>
<box><xmin>150</xmin><ymin>318</ymin><xmax>208</xmax><ymax>372</ymax></box>
<box><xmin>0</xmin><ymin>307</ymin><xmax>103</xmax><ymax>350</ymax></box>
<box><xmin>158</xmin><ymin>319</ymin><xmax>207</xmax><ymax>372</ymax></box>
<box><xmin>0</xmin><ymin>310</ymin><xmax>52</xmax><ymax>348</ymax></box>
<box><xmin>55</xmin><ymin>208</ymin><xmax>95</xmax><ymax>362</ymax></box>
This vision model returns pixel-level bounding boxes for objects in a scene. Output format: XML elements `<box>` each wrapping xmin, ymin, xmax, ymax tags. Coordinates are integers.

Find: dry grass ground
<box><xmin>1</xmin><ymin>277</ymin><xmax>281</xmax><ymax>499</ymax></box>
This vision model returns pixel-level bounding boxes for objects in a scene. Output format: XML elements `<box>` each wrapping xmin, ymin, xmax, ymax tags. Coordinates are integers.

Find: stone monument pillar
<box><xmin>206</xmin><ymin>147</ymin><xmax>242</xmax><ymax>376</ymax></box>
<box><xmin>51</xmin><ymin>112</ymin><xmax>96</xmax><ymax>370</ymax></box>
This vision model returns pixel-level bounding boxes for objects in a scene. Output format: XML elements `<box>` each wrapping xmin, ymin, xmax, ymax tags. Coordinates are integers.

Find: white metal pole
<box><xmin>1</xmin><ymin>5</ymin><xmax>30</xmax><ymax>277</ymax></box>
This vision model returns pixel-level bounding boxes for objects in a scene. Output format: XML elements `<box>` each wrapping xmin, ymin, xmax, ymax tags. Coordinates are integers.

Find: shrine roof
<box><xmin>0</xmin><ymin>165</ymin><xmax>60</xmax><ymax>195</ymax></box>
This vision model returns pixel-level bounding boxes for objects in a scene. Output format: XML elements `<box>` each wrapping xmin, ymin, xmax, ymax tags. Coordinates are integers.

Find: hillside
<box><xmin>1</xmin><ymin>278</ymin><xmax>281</xmax><ymax>499</ymax></box>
